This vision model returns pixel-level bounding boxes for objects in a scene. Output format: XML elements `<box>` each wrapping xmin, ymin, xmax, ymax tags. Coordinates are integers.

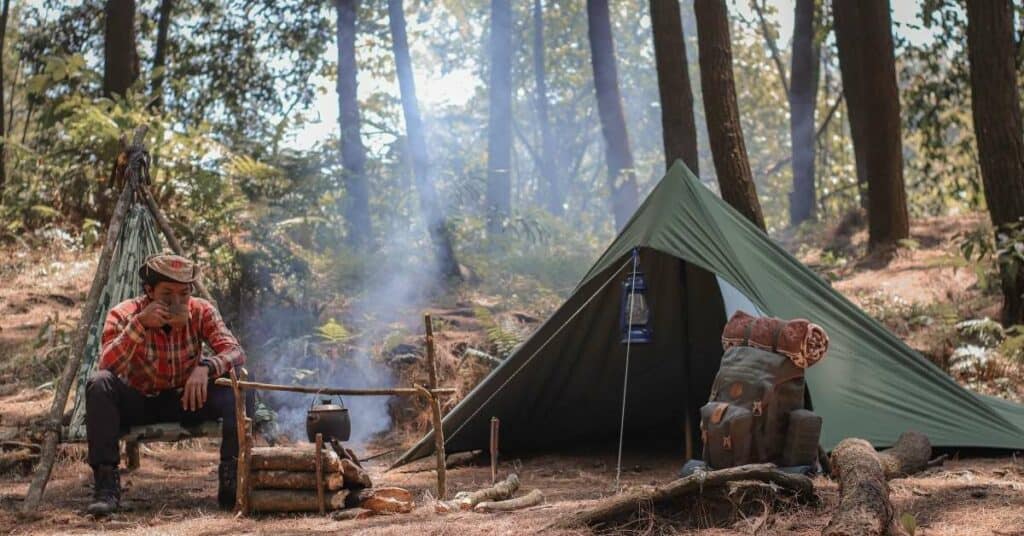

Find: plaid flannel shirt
<box><xmin>99</xmin><ymin>296</ymin><xmax>246</xmax><ymax>395</ymax></box>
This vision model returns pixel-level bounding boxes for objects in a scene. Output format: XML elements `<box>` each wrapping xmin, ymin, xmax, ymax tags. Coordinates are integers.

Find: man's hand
<box><xmin>137</xmin><ymin>301</ymin><xmax>171</xmax><ymax>329</ymax></box>
<box><xmin>182</xmin><ymin>365</ymin><xmax>209</xmax><ymax>411</ymax></box>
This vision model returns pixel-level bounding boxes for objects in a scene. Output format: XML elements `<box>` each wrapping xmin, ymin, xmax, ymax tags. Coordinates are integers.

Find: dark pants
<box><xmin>86</xmin><ymin>370</ymin><xmax>245</xmax><ymax>468</ymax></box>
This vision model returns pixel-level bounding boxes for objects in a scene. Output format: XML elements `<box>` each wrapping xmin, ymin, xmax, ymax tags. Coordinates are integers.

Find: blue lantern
<box><xmin>620</xmin><ymin>265</ymin><xmax>653</xmax><ymax>344</ymax></box>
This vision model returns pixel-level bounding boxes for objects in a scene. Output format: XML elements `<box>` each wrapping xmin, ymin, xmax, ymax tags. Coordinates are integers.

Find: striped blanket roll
<box><xmin>720</xmin><ymin>310</ymin><xmax>829</xmax><ymax>369</ymax></box>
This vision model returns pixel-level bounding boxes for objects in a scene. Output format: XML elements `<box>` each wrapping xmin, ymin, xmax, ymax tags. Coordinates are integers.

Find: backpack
<box><xmin>700</xmin><ymin>345</ymin><xmax>819</xmax><ymax>469</ymax></box>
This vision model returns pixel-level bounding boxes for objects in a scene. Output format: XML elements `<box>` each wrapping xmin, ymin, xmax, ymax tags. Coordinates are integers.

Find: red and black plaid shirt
<box><xmin>99</xmin><ymin>296</ymin><xmax>246</xmax><ymax>395</ymax></box>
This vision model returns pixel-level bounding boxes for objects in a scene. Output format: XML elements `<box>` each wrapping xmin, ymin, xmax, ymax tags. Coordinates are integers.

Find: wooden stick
<box><xmin>550</xmin><ymin>463</ymin><xmax>814</xmax><ymax>529</ymax></box>
<box><xmin>436</xmin><ymin>473</ymin><xmax>520</xmax><ymax>513</ymax></box>
<box><xmin>135</xmin><ymin>182</ymin><xmax>214</xmax><ymax>302</ymax></box>
<box><xmin>315</xmin><ymin>433</ymin><xmax>325</xmax><ymax>515</ymax></box>
<box><xmin>490</xmin><ymin>417</ymin><xmax>499</xmax><ymax>484</ymax></box>
<box><xmin>212</xmin><ymin>377</ymin><xmax>455</xmax><ymax>397</ymax></box>
<box><xmin>424</xmin><ymin>314</ymin><xmax>447</xmax><ymax>500</ymax></box>
<box><xmin>22</xmin><ymin>125</ymin><xmax>148</xmax><ymax>511</ymax></box>
<box><xmin>229</xmin><ymin>370</ymin><xmax>249</xmax><ymax>515</ymax></box>
<box><xmin>475</xmin><ymin>488</ymin><xmax>544</xmax><ymax>512</ymax></box>
<box><xmin>244</xmin><ymin>417</ymin><xmax>253</xmax><ymax>515</ymax></box>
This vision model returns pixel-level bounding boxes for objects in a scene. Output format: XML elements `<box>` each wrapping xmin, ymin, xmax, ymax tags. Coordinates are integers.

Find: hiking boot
<box><xmin>217</xmin><ymin>462</ymin><xmax>237</xmax><ymax>510</ymax></box>
<box><xmin>87</xmin><ymin>465</ymin><xmax>121</xmax><ymax>516</ymax></box>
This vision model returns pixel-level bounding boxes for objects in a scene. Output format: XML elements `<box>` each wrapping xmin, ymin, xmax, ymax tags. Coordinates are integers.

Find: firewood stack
<box><xmin>247</xmin><ymin>441</ymin><xmax>382</xmax><ymax>514</ymax></box>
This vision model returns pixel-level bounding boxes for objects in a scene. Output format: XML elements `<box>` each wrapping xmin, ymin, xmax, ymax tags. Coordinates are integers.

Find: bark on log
<box><xmin>436</xmin><ymin>473</ymin><xmax>521</xmax><ymax>513</ymax></box>
<box><xmin>876</xmin><ymin>431</ymin><xmax>932</xmax><ymax>479</ymax></box>
<box><xmin>475</xmin><ymin>489</ymin><xmax>544</xmax><ymax>512</ymax></box>
<box><xmin>822</xmin><ymin>438</ymin><xmax>895</xmax><ymax>536</ymax></box>
<box><xmin>250</xmin><ymin>470</ymin><xmax>344</xmax><ymax>491</ymax></box>
<box><xmin>250</xmin><ymin>489</ymin><xmax>349</xmax><ymax>513</ymax></box>
<box><xmin>340</xmin><ymin>458</ymin><xmax>372</xmax><ymax>488</ymax></box>
<box><xmin>250</xmin><ymin>446</ymin><xmax>343</xmax><ymax>472</ymax></box>
<box><xmin>360</xmin><ymin>495</ymin><xmax>414</xmax><ymax>514</ymax></box>
<box><xmin>551</xmin><ymin>463</ymin><xmax>814</xmax><ymax>529</ymax></box>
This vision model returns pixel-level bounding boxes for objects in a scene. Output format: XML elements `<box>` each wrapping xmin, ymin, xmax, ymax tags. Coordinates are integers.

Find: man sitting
<box><xmin>85</xmin><ymin>254</ymin><xmax>246</xmax><ymax>515</ymax></box>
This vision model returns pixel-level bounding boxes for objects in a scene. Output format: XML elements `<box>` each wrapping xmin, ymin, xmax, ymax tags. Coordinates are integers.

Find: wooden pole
<box><xmin>135</xmin><ymin>182</ymin><xmax>214</xmax><ymax>302</ymax></box>
<box><xmin>490</xmin><ymin>417</ymin><xmax>499</xmax><ymax>484</ymax></box>
<box><xmin>315</xmin><ymin>433</ymin><xmax>325</xmax><ymax>515</ymax></box>
<box><xmin>424</xmin><ymin>314</ymin><xmax>447</xmax><ymax>499</ymax></box>
<box><xmin>229</xmin><ymin>369</ymin><xmax>250</xmax><ymax>515</ymax></box>
<box><xmin>212</xmin><ymin>377</ymin><xmax>455</xmax><ymax>397</ymax></box>
<box><xmin>23</xmin><ymin>125</ymin><xmax>148</xmax><ymax>511</ymax></box>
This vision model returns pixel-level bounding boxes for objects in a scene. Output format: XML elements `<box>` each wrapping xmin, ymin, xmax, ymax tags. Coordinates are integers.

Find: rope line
<box><xmin>614</xmin><ymin>248</ymin><xmax>639</xmax><ymax>489</ymax></box>
<box><xmin>442</xmin><ymin>255</ymin><xmax>635</xmax><ymax>447</ymax></box>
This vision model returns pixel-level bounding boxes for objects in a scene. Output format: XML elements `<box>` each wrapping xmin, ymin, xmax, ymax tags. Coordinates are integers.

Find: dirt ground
<box><xmin>3</xmin><ymin>216</ymin><xmax>1024</xmax><ymax>535</ymax></box>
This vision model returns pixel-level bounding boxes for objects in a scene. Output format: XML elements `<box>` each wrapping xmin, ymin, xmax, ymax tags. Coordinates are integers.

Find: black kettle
<box><xmin>306</xmin><ymin>397</ymin><xmax>351</xmax><ymax>443</ymax></box>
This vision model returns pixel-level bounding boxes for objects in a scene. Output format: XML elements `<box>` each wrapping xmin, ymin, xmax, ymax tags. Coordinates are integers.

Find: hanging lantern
<box><xmin>620</xmin><ymin>269</ymin><xmax>653</xmax><ymax>344</ymax></box>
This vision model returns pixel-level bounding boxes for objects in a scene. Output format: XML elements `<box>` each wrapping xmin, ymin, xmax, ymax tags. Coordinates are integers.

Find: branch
<box><xmin>751</xmin><ymin>0</ymin><xmax>789</xmax><ymax>97</ymax></box>
<box><xmin>761</xmin><ymin>92</ymin><xmax>845</xmax><ymax>177</ymax></box>
<box><xmin>550</xmin><ymin>463</ymin><xmax>814</xmax><ymax>529</ymax></box>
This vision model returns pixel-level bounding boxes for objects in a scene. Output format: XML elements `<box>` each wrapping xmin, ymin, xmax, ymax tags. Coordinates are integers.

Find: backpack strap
<box><xmin>770</xmin><ymin>321</ymin><xmax>783</xmax><ymax>353</ymax></box>
<box><xmin>743</xmin><ymin>321</ymin><xmax>754</xmax><ymax>346</ymax></box>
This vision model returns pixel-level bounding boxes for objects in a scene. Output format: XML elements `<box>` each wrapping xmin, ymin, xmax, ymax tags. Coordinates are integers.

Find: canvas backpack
<box><xmin>700</xmin><ymin>344</ymin><xmax>816</xmax><ymax>469</ymax></box>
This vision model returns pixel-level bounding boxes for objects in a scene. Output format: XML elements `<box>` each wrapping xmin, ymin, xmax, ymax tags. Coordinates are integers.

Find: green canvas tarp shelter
<box><xmin>395</xmin><ymin>162</ymin><xmax>1024</xmax><ymax>466</ymax></box>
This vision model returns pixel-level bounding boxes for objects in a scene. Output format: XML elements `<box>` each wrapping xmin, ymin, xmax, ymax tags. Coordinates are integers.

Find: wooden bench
<box><xmin>121</xmin><ymin>421</ymin><xmax>222</xmax><ymax>470</ymax></box>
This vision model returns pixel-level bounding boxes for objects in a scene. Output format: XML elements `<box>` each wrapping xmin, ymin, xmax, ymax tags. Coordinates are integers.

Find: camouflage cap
<box><xmin>138</xmin><ymin>253</ymin><xmax>199</xmax><ymax>283</ymax></box>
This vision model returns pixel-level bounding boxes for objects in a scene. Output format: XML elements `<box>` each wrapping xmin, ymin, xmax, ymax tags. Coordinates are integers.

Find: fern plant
<box><xmin>955</xmin><ymin>318</ymin><xmax>1005</xmax><ymax>348</ymax></box>
<box><xmin>475</xmin><ymin>307</ymin><xmax>522</xmax><ymax>359</ymax></box>
<box><xmin>316</xmin><ymin>318</ymin><xmax>353</xmax><ymax>343</ymax></box>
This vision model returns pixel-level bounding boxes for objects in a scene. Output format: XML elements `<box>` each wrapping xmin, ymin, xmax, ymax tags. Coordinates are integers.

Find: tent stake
<box><xmin>490</xmin><ymin>417</ymin><xmax>500</xmax><ymax>484</ymax></box>
<box><xmin>23</xmin><ymin>126</ymin><xmax>149</xmax><ymax>511</ymax></box>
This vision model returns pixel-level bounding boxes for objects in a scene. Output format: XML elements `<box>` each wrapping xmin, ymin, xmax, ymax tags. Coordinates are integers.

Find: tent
<box><xmin>394</xmin><ymin>162</ymin><xmax>1024</xmax><ymax>466</ymax></box>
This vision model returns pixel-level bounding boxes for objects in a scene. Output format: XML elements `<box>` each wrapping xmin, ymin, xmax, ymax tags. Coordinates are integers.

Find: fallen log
<box><xmin>250</xmin><ymin>489</ymin><xmax>349</xmax><ymax>512</ymax></box>
<box><xmin>360</xmin><ymin>494</ymin><xmax>414</xmax><ymax>514</ymax></box>
<box><xmin>822</xmin><ymin>438</ymin><xmax>895</xmax><ymax>536</ymax></box>
<box><xmin>475</xmin><ymin>489</ymin><xmax>544</xmax><ymax>512</ymax></box>
<box><xmin>250</xmin><ymin>446</ymin><xmax>342</xmax><ymax>473</ymax></box>
<box><xmin>250</xmin><ymin>469</ymin><xmax>344</xmax><ymax>491</ymax></box>
<box><xmin>340</xmin><ymin>458</ymin><xmax>372</xmax><ymax>488</ymax></box>
<box><xmin>436</xmin><ymin>473</ymin><xmax>520</xmax><ymax>513</ymax></box>
<box><xmin>876</xmin><ymin>431</ymin><xmax>932</xmax><ymax>479</ymax></box>
<box><xmin>551</xmin><ymin>464</ymin><xmax>814</xmax><ymax>529</ymax></box>
<box><xmin>0</xmin><ymin>448</ymin><xmax>38</xmax><ymax>473</ymax></box>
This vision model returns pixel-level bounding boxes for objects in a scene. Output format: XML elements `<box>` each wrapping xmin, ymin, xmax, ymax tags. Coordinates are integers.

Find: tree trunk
<box><xmin>832</xmin><ymin>0</ymin><xmax>909</xmax><ymax>251</ymax></box>
<box><xmin>486</xmin><ymin>0</ymin><xmax>513</xmax><ymax>235</ymax></box>
<box><xmin>788</xmin><ymin>0</ymin><xmax>818</xmax><ymax>226</ymax></box>
<box><xmin>0</xmin><ymin>0</ymin><xmax>10</xmax><ymax>200</ymax></box>
<box><xmin>103</xmin><ymin>0</ymin><xmax>140</xmax><ymax>99</ymax></box>
<box><xmin>150</xmin><ymin>0</ymin><xmax>173</xmax><ymax>109</ymax></box>
<box><xmin>965</xmin><ymin>0</ymin><xmax>1024</xmax><ymax>326</ymax></box>
<box><xmin>650</xmin><ymin>0</ymin><xmax>699</xmax><ymax>175</ymax></box>
<box><xmin>532</xmin><ymin>0</ymin><xmax>562</xmax><ymax>215</ymax></box>
<box><xmin>694</xmin><ymin>0</ymin><xmax>765</xmax><ymax>230</ymax></box>
<box><xmin>336</xmin><ymin>0</ymin><xmax>373</xmax><ymax>249</ymax></box>
<box><xmin>387</xmin><ymin>0</ymin><xmax>462</xmax><ymax>282</ymax></box>
<box><xmin>586</xmin><ymin>0</ymin><xmax>639</xmax><ymax>231</ymax></box>
<box><xmin>823</xmin><ymin>438</ymin><xmax>895</xmax><ymax>536</ymax></box>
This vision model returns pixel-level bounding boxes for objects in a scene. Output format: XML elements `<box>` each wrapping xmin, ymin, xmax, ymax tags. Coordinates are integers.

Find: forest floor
<box><xmin>1</xmin><ymin>213</ymin><xmax>1023</xmax><ymax>535</ymax></box>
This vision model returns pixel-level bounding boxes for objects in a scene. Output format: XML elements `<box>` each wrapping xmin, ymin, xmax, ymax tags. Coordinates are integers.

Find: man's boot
<box><xmin>87</xmin><ymin>465</ymin><xmax>121</xmax><ymax>516</ymax></box>
<box><xmin>217</xmin><ymin>462</ymin><xmax>237</xmax><ymax>510</ymax></box>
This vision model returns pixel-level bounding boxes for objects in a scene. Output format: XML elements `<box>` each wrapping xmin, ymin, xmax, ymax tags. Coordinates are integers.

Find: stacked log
<box><xmin>248</xmin><ymin>443</ymin><xmax>414</xmax><ymax>517</ymax></box>
<box><xmin>248</xmin><ymin>444</ymin><xmax>371</xmax><ymax>514</ymax></box>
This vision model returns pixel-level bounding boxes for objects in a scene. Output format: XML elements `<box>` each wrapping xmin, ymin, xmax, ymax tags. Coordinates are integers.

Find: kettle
<box><xmin>306</xmin><ymin>397</ymin><xmax>351</xmax><ymax>443</ymax></box>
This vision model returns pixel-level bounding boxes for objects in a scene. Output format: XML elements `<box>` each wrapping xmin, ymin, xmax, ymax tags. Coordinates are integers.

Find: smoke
<box><xmin>251</xmin><ymin>216</ymin><xmax>439</xmax><ymax>451</ymax></box>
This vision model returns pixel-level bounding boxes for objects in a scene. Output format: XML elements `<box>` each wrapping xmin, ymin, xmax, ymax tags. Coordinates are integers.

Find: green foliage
<box><xmin>900</xmin><ymin>512</ymin><xmax>918</xmax><ymax>536</ymax></box>
<box><xmin>474</xmin><ymin>306</ymin><xmax>523</xmax><ymax>359</ymax></box>
<box><xmin>955</xmin><ymin>318</ymin><xmax>1004</xmax><ymax>348</ymax></box>
<box><xmin>316</xmin><ymin>318</ymin><xmax>353</xmax><ymax>343</ymax></box>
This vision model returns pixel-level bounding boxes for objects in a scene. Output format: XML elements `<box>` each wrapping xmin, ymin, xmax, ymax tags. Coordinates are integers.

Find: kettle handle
<box><xmin>309</xmin><ymin>395</ymin><xmax>346</xmax><ymax>409</ymax></box>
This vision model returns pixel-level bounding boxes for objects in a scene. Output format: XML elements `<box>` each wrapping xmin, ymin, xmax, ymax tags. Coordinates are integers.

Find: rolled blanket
<box><xmin>721</xmin><ymin>310</ymin><xmax>829</xmax><ymax>368</ymax></box>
